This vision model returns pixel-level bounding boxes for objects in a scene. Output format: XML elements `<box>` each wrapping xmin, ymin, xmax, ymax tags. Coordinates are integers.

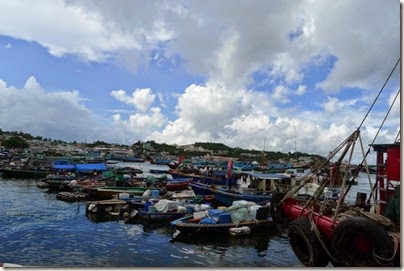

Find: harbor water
<box><xmin>0</xmin><ymin>173</ymin><xmax>373</xmax><ymax>268</ymax></box>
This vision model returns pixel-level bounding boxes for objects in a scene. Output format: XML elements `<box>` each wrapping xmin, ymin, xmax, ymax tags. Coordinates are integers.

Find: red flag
<box><xmin>227</xmin><ymin>160</ymin><xmax>233</xmax><ymax>178</ymax></box>
<box><xmin>178</xmin><ymin>155</ymin><xmax>184</xmax><ymax>164</ymax></box>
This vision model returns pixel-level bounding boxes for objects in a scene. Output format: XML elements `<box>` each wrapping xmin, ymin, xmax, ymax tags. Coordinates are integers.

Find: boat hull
<box><xmin>174</xmin><ymin>216</ymin><xmax>275</xmax><ymax>235</ymax></box>
<box><xmin>189</xmin><ymin>181</ymin><xmax>271</xmax><ymax>206</ymax></box>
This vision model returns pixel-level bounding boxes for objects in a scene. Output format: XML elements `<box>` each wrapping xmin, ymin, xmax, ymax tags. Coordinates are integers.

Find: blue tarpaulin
<box><xmin>52</xmin><ymin>164</ymin><xmax>75</xmax><ymax>170</ymax></box>
<box><xmin>75</xmin><ymin>163</ymin><xmax>106</xmax><ymax>172</ymax></box>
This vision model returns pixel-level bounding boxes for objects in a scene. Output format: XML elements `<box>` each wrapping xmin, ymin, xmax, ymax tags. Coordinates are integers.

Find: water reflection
<box><xmin>171</xmin><ymin>231</ymin><xmax>272</xmax><ymax>258</ymax></box>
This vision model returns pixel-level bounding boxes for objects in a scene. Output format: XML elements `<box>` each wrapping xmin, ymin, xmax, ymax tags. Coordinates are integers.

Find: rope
<box><xmin>307</xmin><ymin>211</ymin><xmax>340</xmax><ymax>263</ymax></box>
<box><xmin>373</xmin><ymin>234</ymin><xmax>399</xmax><ymax>265</ymax></box>
<box><xmin>336</xmin><ymin>208</ymin><xmax>399</xmax><ymax>231</ymax></box>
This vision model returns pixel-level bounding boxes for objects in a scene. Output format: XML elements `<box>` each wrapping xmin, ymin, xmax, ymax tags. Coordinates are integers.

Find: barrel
<box><xmin>355</xmin><ymin>192</ymin><xmax>367</xmax><ymax>207</ymax></box>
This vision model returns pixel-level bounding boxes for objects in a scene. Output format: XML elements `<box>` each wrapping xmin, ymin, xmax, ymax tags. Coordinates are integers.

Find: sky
<box><xmin>0</xmin><ymin>0</ymin><xmax>401</xmax><ymax>163</ymax></box>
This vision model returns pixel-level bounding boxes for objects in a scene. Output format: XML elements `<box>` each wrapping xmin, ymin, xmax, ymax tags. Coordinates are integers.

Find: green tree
<box><xmin>2</xmin><ymin>136</ymin><xmax>29</xmax><ymax>149</ymax></box>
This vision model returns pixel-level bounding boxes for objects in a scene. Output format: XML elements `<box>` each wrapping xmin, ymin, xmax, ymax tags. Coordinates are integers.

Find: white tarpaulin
<box><xmin>154</xmin><ymin>199</ymin><xmax>178</xmax><ymax>213</ymax></box>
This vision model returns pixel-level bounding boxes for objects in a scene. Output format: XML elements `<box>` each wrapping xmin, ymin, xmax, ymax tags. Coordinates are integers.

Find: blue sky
<box><xmin>0</xmin><ymin>0</ymin><xmax>400</xmax><ymax>163</ymax></box>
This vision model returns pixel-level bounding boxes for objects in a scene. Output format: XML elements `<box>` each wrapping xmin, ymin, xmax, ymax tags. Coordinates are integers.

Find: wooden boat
<box><xmin>91</xmin><ymin>186</ymin><xmax>149</xmax><ymax>199</ymax></box>
<box><xmin>124</xmin><ymin>199</ymin><xmax>211</xmax><ymax>224</ymax></box>
<box><xmin>0</xmin><ymin>168</ymin><xmax>49</xmax><ymax>179</ymax></box>
<box><xmin>171</xmin><ymin>201</ymin><xmax>275</xmax><ymax>236</ymax></box>
<box><xmin>165</xmin><ymin>179</ymin><xmax>191</xmax><ymax>191</ymax></box>
<box><xmin>56</xmin><ymin>191</ymin><xmax>89</xmax><ymax>202</ymax></box>
<box><xmin>86</xmin><ymin>198</ymin><xmax>128</xmax><ymax>216</ymax></box>
<box><xmin>172</xmin><ymin>215</ymin><xmax>275</xmax><ymax>236</ymax></box>
<box><xmin>135</xmin><ymin>209</ymin><xmax>189</xmax><ymax>223</ymax></box>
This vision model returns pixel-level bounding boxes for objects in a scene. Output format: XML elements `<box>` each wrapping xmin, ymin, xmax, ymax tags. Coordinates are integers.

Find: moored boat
<box><xmin>189</xmin><ymin>172</ymin><xmax>297</xmax><ymax>206</ymax></box>
<box><xmin>271</xmin><ymin>62</ymin><xmax>401</xmax><ymax>267</ymax></box>
<box><xmin>165</xmin><ymin>178</ymin><xmax>191</xmax><ymax>191</ymax></box>
<box><xmin>272</xmin><ymin>133</ymin><xmax>400</xmax><ymax>267</ymax></box>
<box><xmin>171</xmin><ymin>200</ymin><xmax>275</xmax><ymax>237</ymax></box>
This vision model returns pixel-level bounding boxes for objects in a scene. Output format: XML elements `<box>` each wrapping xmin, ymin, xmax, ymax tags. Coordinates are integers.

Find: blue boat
<box><xmin>189</xmin><ymin>172</ymin><xmax>296</xmax><ymax>206</ymax></box>
<box><xmin>171</xmin><ymin>203</ymin><xmax>274</xmax><ymax>236</ymax></box>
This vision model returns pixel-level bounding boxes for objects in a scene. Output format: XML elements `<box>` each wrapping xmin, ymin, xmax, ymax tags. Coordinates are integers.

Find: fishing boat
<box><xmin>124</xmin><ymin>199</ymin><xmax>210</xmax><ymax>224</ymax></box>
<box><xmin>165</xmin><ymin>178</ymin><xmax>191</xmax><ymax>191</ymax></box>
<box><xmin>171</xmin><ymin>200</ymin><xmax>275</xmax><ymax>236</ymax></box>
<box><xmin>189</xmin><ymin>172</ymin><xmax>296</xmax><ymax>206</ymax></box>
<box><xmin>45</xmin><ymin>162</ymin><xmax>109</xmax><ymax>191</ymax></box>
<box><xmin>91</xmin><ymin>186</ymin><xmax>150</xmax><ymax>199</ymax></box>
<box><xmin>0</xmin><ymin>168</ymin><xmax>49</xmax><ymax>179</ymax></box>
<box><xmin>274</xmin><ymin>137</ymin><xmax>400</xmax><ymax>267</ymax></box>
<box><xmin>271</xmin><ymin>61</ymin><xmax>400</xmax><ymax>267</ymax></box>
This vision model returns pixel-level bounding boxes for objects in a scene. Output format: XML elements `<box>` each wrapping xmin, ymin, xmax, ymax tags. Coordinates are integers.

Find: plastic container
<box><xmin>193</xmin><ymin>211</ymin><xmax>207</xmax><ymax>220</ymax></box>
<box><xmin>119</xmin><ymin>193</ymin><xmax>130</xmax><ymax>200</ymax></box>
<box><xmin>151</xmin><ymin>189</ymin><xmax>160</xmax><ymax>197</ymax></box>
<box><xmin>177</xmin><ymin>206</ymin><xmax>186</xmax><ymax>213</ymax></box>
<box><xmin>144</xmin><ymin>201</ymin><xmax>152</xmax><ymax>212</ymax></box>
<box><xmin>217</xmin><ymin>213</ymin><xmax>232</xmax><ymax>223</ymax></box>
<box><xmin>249</xmin><ymin>205</ymin><xmax>260</xmax><ymax>219</ymax></box>
<box><xmin>256</xmin><ymin>206</ymin><xmax>270</xmax><ymax>220</ymax></box>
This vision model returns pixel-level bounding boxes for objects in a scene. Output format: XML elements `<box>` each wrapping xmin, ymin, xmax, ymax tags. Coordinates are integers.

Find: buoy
<box><xmin>88</xmin><ymin>203</ymin><xmax>97</xmax><ymax>213</ymax></box>
<box><xmin>229</xmin><ymin>226</ymin><xmax>251</xmax><ymax>236</ymax></box>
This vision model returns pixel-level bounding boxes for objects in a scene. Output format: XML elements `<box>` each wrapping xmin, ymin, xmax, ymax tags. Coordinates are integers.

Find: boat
<box><xmin>45</xmin><ymin>162</ymin><xmax>109</xmax><ymax>191</ymax></box>
<box><xmin>165</xmin><ymin>178</ymin><xmax>191</xmax><ymax>191</ymax></box>
<box><xmin>189</xmin><ymin>172</ymin><xmax>297</xmax><ymax>206</ymax></box>
<box><xmin>0</xmin><ymin>168</ymin><xmax>49</xmax><ymax>179</ymax></box>
<box><xmin>270</xmin><ymin>63</ymin><xmax>401</xmax><ymax>267</ymax></box>
<box><xmin>273</xmin><ymin>137</ymin><xmax>400</xmax><ymax>267</ymax></box>
<box><xmin>124</xmin><ymin>199</ymin><xmax>211</xmax><ymax>224</ymax></box>
<box><xmin>56</xmin><ymin>191</ymin><xmax>89</xmax><ymax>202</ymax></box>
<box><xmin>43</xmin><ymin>161</ymin><xmax>76</xmax><ymax>190</ymax></box>
<box><xmin>171</xmin><ymin>200</ymin><xmax>275</xmax><ymax>236</ymax></box>
<box><xmin>90</xmin><ymin>186</ymin><xmax>150</xmax><ymax>199</ymax></box>
<box><xmin>133</xmin><ymin>200</ymin><xmax>189</xmax><ymax>222</ymax></box>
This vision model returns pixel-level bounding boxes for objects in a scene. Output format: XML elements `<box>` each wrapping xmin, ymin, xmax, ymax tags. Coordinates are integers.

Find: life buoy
<box><xmin>287</xmin><ymin>217</ymin><xmax>330</xmax><ymax>267</ymax></box>
<box><xmin>331</xmin><ymin>216</ymin><xmax>396</xmax><ymax>267</ymax></box>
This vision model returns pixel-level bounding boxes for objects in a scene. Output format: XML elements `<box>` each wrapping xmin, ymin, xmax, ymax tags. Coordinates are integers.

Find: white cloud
<box><xmin>111</xmin><ymin>88</ymin><xmax>156</xmax><ymax>112</ymax></box>
<box><xmin>0</xmin><ymin>76</ymin><xmax>101</xmax><ymax>142</ymax></box>
<box><xmin>0</xmin><ymin>1</ymin><xmax>399</xmax><ymax>164</ymax></box>
<box><xmin>272</xmin><ymin>85</ymin><xmax>290</xmax><ymax>103</ymax></box>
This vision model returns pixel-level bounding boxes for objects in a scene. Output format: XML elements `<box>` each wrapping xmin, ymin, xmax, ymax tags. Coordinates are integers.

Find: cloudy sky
<box><xmin>0</xmin><ymin>0</ymin><xmax>400</xmax><ymax>162</ymax></box>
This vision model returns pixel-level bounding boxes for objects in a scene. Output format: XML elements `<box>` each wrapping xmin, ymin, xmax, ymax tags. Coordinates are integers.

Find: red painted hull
<box><xmin>280</xmin><ymin>197</ymin><xmax>337</xmax><ymax>240</ymax></box>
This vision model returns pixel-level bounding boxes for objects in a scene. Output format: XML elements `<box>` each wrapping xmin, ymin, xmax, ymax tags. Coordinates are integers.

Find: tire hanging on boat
<box><xmin>331</xmin><ymin>216</ymin><xmax>396</xmax><ymax>267</ymax></box>
<box><xmin>287</xmin><ymin>216</ymin><xmax>330</xmax><ymax>267</ymax></box>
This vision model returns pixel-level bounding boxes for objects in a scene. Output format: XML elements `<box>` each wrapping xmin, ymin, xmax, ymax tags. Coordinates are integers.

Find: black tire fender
<box><xmin>287</xmin><ymin>216</ymin><xmax>330</xmax><ymax>267</ymax></box>
<box><xmin>331</xmin><ymin>216</ymin><xmax>395</xmax><ymax>267</ymax></box>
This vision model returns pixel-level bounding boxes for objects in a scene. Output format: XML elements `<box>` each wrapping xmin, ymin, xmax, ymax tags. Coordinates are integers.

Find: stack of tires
<box><xmin>287</xmin><ymin>216</ymin><xmax>399</xmax><ymax>267</ymax></box>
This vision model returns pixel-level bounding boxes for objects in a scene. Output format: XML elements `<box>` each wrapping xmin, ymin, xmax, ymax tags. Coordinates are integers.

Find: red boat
<box><xmin>271</xmin><ymin>60</ymin><xmax>401</xmax><ymax>267</ymax></box>
<box><xmin>165</xmin><ymin>179</ymin><xmax>191</xmax><ymax>191</ymax></box>
<box><xmin>272</xmin><ymin>131</ymin><xmax>400</xmax><ymax>267</ymax></box>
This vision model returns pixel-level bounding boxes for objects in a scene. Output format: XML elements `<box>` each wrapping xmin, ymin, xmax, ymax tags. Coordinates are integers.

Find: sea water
<box><xmin>0</xmin><ymin>172</ymin><xmax>373</xmax><ymax>268</ymax></box>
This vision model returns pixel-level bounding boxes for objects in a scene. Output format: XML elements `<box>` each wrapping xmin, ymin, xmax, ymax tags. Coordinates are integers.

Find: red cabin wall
<box><xmin>386</xmin><ymin>146</ymin><xmax>400</xmax><ymax>182</ymax></box>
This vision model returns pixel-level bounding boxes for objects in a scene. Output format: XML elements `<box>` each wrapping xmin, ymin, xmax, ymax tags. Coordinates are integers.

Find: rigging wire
<box><xmin>357</xmin><ymin>58</ymin><xmax>400</xmax><ymax>130</ymax></box>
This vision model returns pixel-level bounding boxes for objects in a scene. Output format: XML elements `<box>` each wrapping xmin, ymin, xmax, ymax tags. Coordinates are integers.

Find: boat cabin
<box><xmin>237</xmin><ymin>172</ymin><xmax>295</xmax><ymax>194</ymax></box>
